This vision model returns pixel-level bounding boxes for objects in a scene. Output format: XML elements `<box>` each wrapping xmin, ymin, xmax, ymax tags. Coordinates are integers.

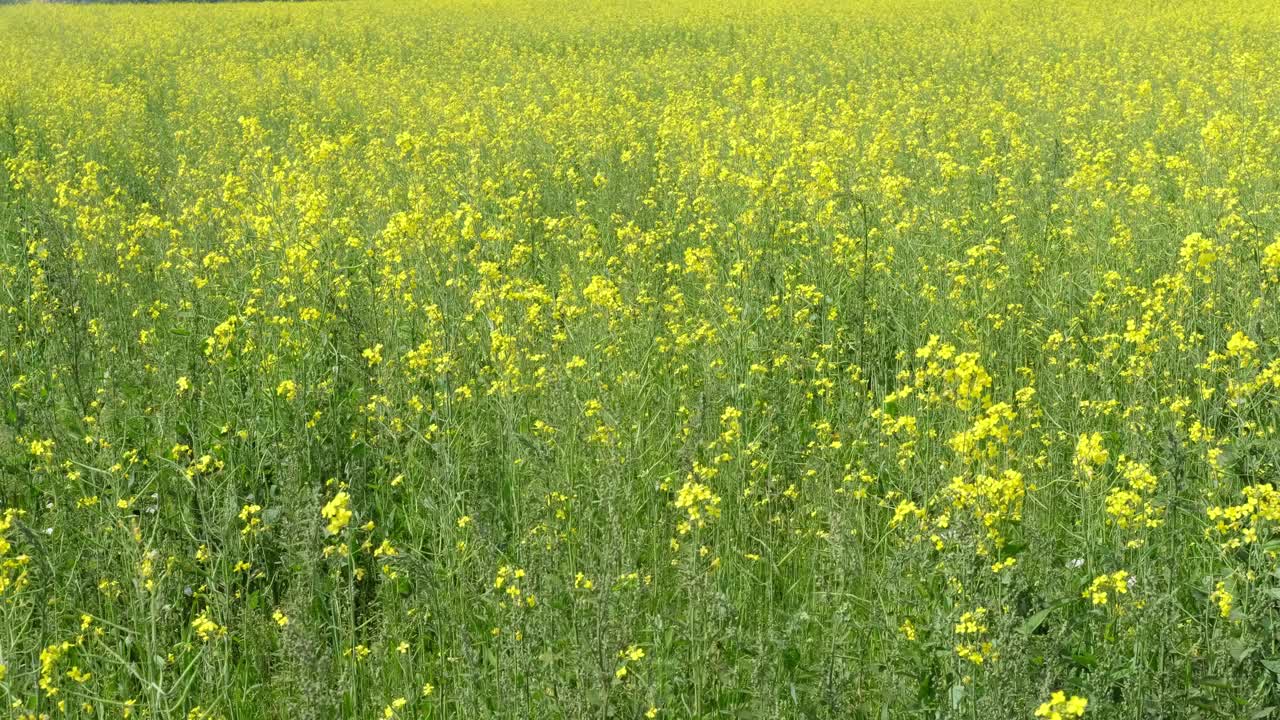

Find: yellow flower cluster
<box><xmin>1084</xmin><ymin>571</ymin><xmax>1131</xmax><ymax>606</ymax></box>
<box><xmin>321</xmin><ymin>491</ymin><xmax>353</xmax><ymax>535</ymax></box>
<box><xmin>1035</xmin><ymin>691</ymin><xmax>1088</xmax><ymax>719</ymax></box>
<box><xmin>1206</xmin><ymin>484</ymin><xmax>1280</xmax><ymax>549</ymax></box>
<box><xmin>1210</xmin><ymin>581</ymin><xmax>1234</xmax><ymax>619</ymax></box>
<box><xmin>674</xmin><ymin>480</ymin><xmax>722</xmax><ymax>533</ymax></box>
<box><xmin>1104</xmin><ymin>458</ymin><xmax>1163</xmax><ymax>544</ymax></box>
<box><xmin>0</xmin><ymin>509</ymin><xmax>30</xmax><ymax>597</ymax></box>
<box><xmin>1073</xmin><ymin>433</ymin><xmax>1109</xmax><ymax>478</ymax></box>
<box><xmin>954</xmin><ymin>607</ymin><xmax>995</xmax><ymax>665</ymax></box>
<box><xmin>1</xmin><ymin>0</ymin><xmax>1279</xmax><ymax>715</ymax></box>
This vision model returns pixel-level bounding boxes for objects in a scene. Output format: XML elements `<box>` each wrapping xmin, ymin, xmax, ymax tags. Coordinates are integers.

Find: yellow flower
<box><xmin>615</xmin><ymin>644</ymin><xmax>645</xmax><ymax>679</ymax></box>
<box><xmin>1263</xmin><ymin>238</ymin><xmax>1280</xmax><ymax>269</ymax></box>
<box><xmin>621</xmin><ymin>645</ymin><xmax>645</xmax><ymax>662</ymax></box>
<box><xmin>381</xmin><ymin>697</ymin><xmax>407</xmax><ymax>719</ymax></box>
<box><xmin>191</xmin><ymin>610</ymin><xmax>225</xmax><ymax>641</ymax></box>
<box><xmin>1073</xmin><ymin>433</ymin><xmax>1109</xmax><ymax>476</ymax></box>
<box><xmin>321</xmin><ymin>491</ymin><xmax>353</xmax><ymax>535</ymax></box>
<box><xmin>1035</xmin><ymin>690</ymin><xmax>1088</xmax><ymax>719</ymax></box>
<box><xmin>1179</xmin><ymin>232</ymin><xmax>1218</xmax><ymax>274</ymax></box>
<box><xmin>1210</xmin><ymin>581</ymin><xmax>1234</xmax><ymax>618</ymax></box>
<box><xmin>39</xmin><ymin>641</ymin><xmax>72</xmax><ymax>694</ymax></box>
<box><xmin>1084</xmin><ymin>570</ymin><xmax>1130</xmax><ymax>606</ymax></box>
<box><xmin>674</xmin><ymin>480</ymin><xmax>721</xmax><ymax>531</ymax></box>
<box><xmin>1225</xmin><ymin>331</ymin><xmax>1257</xmax><ymax>360</ymax></box>
<box><xmin>953</xmin><ymin>607</ymin><xmax>994</xmax><ymax>664</ymax></box>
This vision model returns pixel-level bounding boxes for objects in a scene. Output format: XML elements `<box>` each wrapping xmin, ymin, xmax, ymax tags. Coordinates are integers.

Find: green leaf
<box><xmin>1020</xmin><ymin>600</ymin><xmax>1070</xmax><ymax>635</ymax></box>
<box><xmin>1227</xmin><ymin>638</ymin><xmax>1253</xmax><ymax>662</ymax></box>
<box><xmin>1020</xmin><ymin>606</ymin><xmax>1055</xmax><ymax>635</ymax></box>
<box><xmin>1002</xmin><ymin>541</ymin><xmax>1028</xmax><ymax>557</ymax></box>
<box><xmin>1071</xmin><ymin>652</ymin><xmax>1097</xmax><ymax>669</ymax></box>
<box><xmin>949</xmin><ymin>683</ymin><xmax>966</xmax><ymax>709</ymax></box>
<box><xmin>782</xmin><ymin>646</ymin><xmax>801</xmax><ymax>673</ymax></box>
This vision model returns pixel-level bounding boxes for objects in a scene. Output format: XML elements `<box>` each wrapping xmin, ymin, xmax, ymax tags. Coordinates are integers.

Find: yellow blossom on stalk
<box><xmin>954</xmin><ymin>607</ymin><xmax>994</xmax><ymax>664</ymax></box>
<box><xmin>1084</xmin><ymin>570</ymin><xmax>1130</xmax><ymax>606</ymax></box>
<box><xmin>239</xmin><ymin>504</ymin><xmax>263</xmax><ymax>535</ymax></box>
<box><xmin>321</xmin><ymin>492</ymin><xmax>352</xmax><ymax>534</ymax></box>
<box><xmin>942</xmin><ymin>352</ymin><xmax>992</xmax><ymax>411</ymax></box>
<box><xmin>39</xmin><ymin>641</ymin><xmax>72</xmax><ymax>695</ymax></box>
<box><xmin>991</xmin><ymin>557</ymin><xmax>1017</xmax><ymax>573</ymax></box>
<box><xmin>0</xmin><ymin>509</ymin><xmax>16</xmax><ymax>557</ymax></box>
<box><xmin>674</xmin><ymin>480</ymin><xmax>721</xmax><ymax>532</ymax></box>
<box><xmin>1035</xmin><ymin>691</ymin><xmax>1088</xmax><ymax>719</ymax></box>
<box><xmin>1224</xmin><ymin>331</ymin><xmax>1258</xmax><ymax>368</ymax></box>
<box><xmin>1263</xmin><ymin>238</ymin><xmax>1280</xmax><ymax>270</ymax></box>
<box><xmin>276</xmin><ymin>379</ymin><xmax>298</xmax><ymax>401</ymax></box>
<box><xmin>1210</xmin><ymin>581</ymin><xmax>1233</xmax><ymax>618</ymax></box>
<box><xmin>1073</xmin><ymin>433</ymin><xmax>1109</xmax><ymax>477</ymax></box>
<box><xmin>1206</xmin><ymin>484</ymin><xmax>1280</xmax><ymax>549</ymax></box>
<box><xmin>949</xmin><ymin>402</ymin><xmax>1015</xmax><ymax>459</ymax></box>
<box><xmin>191</xmin><ymin>610</ymin><xmax>225</xmax><ymax>641</ymax></box>
<box><xmin>381</xmin><ymin>697</ymin><xmax>407</xmax><ymax>719</ymax></box>
<box><xmin>1179</xmin><ymin>232</ymin><xmax>1218</xmax><ymax>277</ymax></box>
<box><xmin>1105</xmin><ymin>458</ymin><xmax>1163</xmax><ymax>537</ymax></box>
<box><xmin>28</xmin><ymin>438</ymin><xmax>55</xmax><ymax>462</ymax></box>
<box><xmin>615</xmin><ymin>644</ymin><xmax>645</xmax><ymax>679</ymax></box>
<box><xmin>889</xmin><ymin>499</ymin><xmax>926</xmax><ymax>529</ymax></box>
<box><xmin>582</xmin><ymin>275</ymin><xmax>622</xmax><ymax>311</ymax></box>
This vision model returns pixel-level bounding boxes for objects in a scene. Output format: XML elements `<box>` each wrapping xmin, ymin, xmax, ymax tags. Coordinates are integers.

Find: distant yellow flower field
<box><xmin>2</xmin><ymin>0</ymin><xmax>1280</xmax><ymax>717</ymax></box>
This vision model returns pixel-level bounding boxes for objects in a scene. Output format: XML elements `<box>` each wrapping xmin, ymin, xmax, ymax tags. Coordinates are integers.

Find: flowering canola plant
<box><xmin>1</xmin><ymin>0</ymin><xmax>1280</xmax><ymax>717</ymax></box>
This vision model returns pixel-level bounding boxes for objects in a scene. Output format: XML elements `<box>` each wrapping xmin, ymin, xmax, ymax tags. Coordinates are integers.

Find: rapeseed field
<box><xmin>2</xmin><ymin>0</ymin><xmax>1280</xmax><ymax>717</ymax></box>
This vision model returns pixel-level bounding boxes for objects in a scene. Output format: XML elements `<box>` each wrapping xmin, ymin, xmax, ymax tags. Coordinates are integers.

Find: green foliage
<box><xmin>1</xmin><ymin>0</ymin><xmax>1280</xmax><ymax>718</ymax></box>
